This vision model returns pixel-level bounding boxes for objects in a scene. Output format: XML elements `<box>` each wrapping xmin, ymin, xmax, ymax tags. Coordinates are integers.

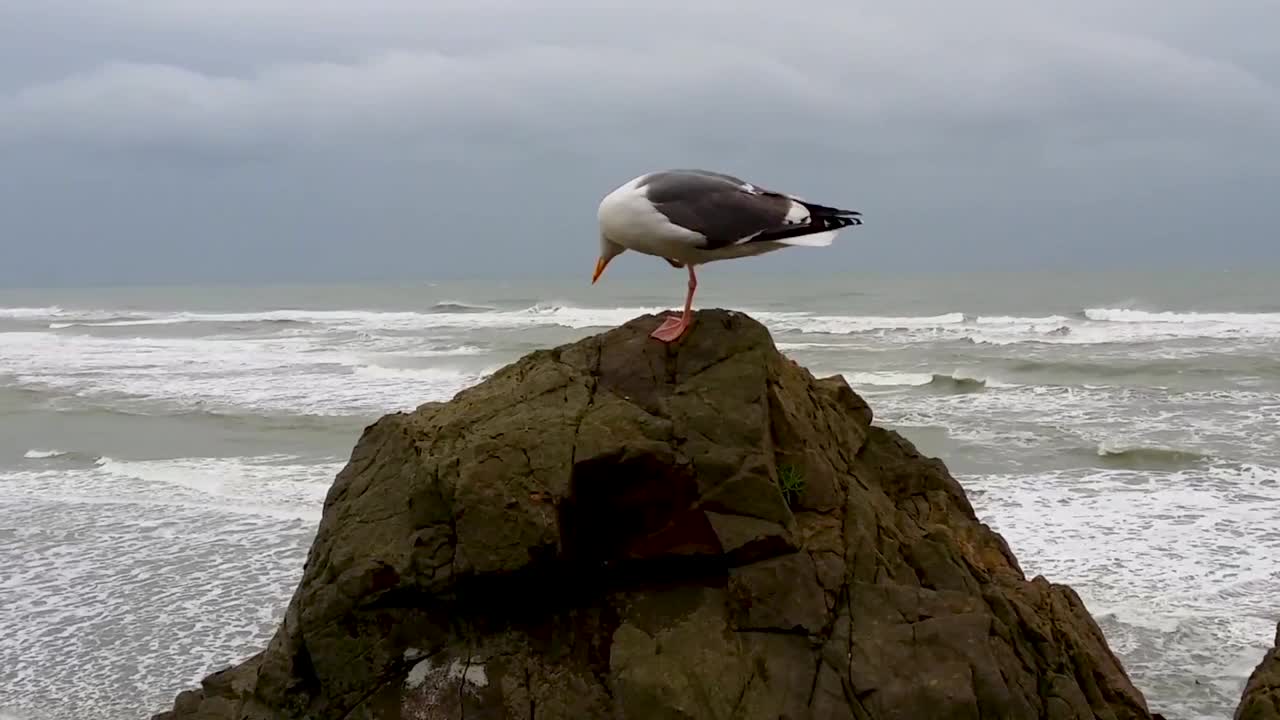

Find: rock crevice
<box><xmin>154</xmin><ymin>309</ymin><xmax>1157</xmax><ymax>720</ymax></box>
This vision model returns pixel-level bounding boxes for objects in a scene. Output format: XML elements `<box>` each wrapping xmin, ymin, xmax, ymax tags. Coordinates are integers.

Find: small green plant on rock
<box><xmin>778</xmin><ymin>463</ymin><xmax>806</xmax><ymax>507</ymax></box>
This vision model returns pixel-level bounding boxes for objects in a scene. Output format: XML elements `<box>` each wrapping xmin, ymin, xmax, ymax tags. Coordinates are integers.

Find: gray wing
<box><xmin>639</xmin><ymin>170</ymin><xmax>792</xmax><ymax>249</ymax></box>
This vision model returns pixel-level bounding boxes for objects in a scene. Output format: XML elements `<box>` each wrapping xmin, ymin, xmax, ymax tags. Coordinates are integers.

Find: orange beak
<box><xmin>592</xmin><ymin>256</ymin><xmax>609</xmax><ymax>284</ymax></box>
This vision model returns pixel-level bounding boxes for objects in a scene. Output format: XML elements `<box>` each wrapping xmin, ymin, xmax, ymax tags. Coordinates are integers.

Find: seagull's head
<box><xmin>592</xmin><ymin>234</ymin><xmax>625</xmax><ymax>284</ymax></box>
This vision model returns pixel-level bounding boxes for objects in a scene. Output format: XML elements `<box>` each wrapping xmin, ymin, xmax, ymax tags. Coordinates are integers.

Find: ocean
<box><xmin>0</xmin><ymin>270</ymin><xmax>1277</xmax><ymax>720</ymax></box>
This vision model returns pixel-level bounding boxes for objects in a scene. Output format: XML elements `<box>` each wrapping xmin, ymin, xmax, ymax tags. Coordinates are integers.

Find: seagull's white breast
<box><xmin>597</xmin><ymin>176</ymin><xmax>704</xmax><ymax>259</ymax></box>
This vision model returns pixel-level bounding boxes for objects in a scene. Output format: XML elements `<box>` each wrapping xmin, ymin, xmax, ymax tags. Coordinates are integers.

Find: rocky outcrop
<box><xmin>1237</xmin><ymin>623</ymin><xmax>1280</xmax><ymax>720</ymax></box>
<box><xmin>153</xmin><ymin>309</ymin><xmax>1155</xmax><ymax>720</ymax></box>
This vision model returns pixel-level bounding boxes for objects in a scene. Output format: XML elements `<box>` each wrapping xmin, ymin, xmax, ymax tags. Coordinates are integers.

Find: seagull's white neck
<box><xmin>599</xmin><ymin>233</ymin><xmax>625</xmax><ymax>263</ymax></box>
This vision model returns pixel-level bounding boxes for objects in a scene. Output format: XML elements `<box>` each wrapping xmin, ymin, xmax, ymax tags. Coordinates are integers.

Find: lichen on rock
<box><xmin>152</xmin><ymin>309</ymin><xmax>1158</xmax><ymax>720</ymax></box>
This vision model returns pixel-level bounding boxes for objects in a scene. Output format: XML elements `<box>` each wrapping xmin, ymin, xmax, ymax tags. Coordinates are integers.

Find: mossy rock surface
<box><xmin>153</xmin><ymin>309</ymin><xmax>1158</xmax><ymax>720</ymax></box>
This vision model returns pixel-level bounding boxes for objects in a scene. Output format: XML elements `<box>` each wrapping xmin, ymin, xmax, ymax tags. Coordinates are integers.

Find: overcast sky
<box><xmin>1</xmin><ymin>1</ymin><xmax>1278</xmax><ymax>287</ymax></box>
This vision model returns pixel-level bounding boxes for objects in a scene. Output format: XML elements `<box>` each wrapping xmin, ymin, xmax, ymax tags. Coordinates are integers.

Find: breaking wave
<box><xmin>0</xmin><ymin>306</ymin><xmax>65</xmax><ymax>318</ymax></box>
<box><xmin>925</xmin><ymin>374</ymin><xmax>988</xmax><ymax>393</ymax></box>
<box><xmin>22</xmin><ymin>304</ymin><xmax>666</xmax><ymax>332</ymax></box>
<box><xmin>427</xmin><ymin>302</ymin><xmax>494</xmax><ymax>313</ymax></box>
<box><xmin>843</xmin><ymin>372</ymin><xmax>933</xmax><ymax>387</ymax></box>
<box><xmin>770</xmin><ymin>308</ymin><xmax>1280</xmax><ymax>344</ymax></box>
<box><xmin>1090</xmin><ymin>442</ymin><xmax>1210</xmax><ymax>470</ymax></box>
<box><xmin>23</xmin><ymin>448</ymin><xmax>105</xmax><ymax>464</ymax></box>
<box><xmin>843</xmin><ymin>372</ymin><xmax>988</xmax><ymax>393</ymax></box>
<box><xmin>0</xmin><ymin>329</ymin><xmax>491</xmax><ymax>417</ymax></box>
<box><xmin>1083</xmin><ymin>308</ymin><xmax>1280</xmax><ymax>325</ymax></box>
<box><xmin>11</xmin><ymin>302</ymin><xmax>1280</xmax><ymax>344</ymax></box>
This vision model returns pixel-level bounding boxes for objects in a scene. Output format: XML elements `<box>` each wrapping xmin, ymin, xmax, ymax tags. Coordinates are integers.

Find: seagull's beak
<box><xmin>592</xmin><ymin>256</ymin><xmax>609</xmax><ymax>284</ymax></box>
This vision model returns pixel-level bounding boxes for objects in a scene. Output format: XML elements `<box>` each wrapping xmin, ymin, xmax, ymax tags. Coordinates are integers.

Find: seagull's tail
<box><xmin>777</xmin><ymin>230</ymin><xmax>838</xmax><ymax>247</ymax></box>
<box><xmin>768</xmin><ymin>233</ymin><xmax>839</xmax><ymax>249</ymax></box>
<box><xmin>767</xmin><ymin>201</ymin><xmax>862</xmax><ymax>246</ymax></box>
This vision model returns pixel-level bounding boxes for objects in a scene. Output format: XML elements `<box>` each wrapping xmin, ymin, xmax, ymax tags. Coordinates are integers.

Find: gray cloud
<box><xmin>1</xmin><ymin>1</ymin><xmax>1278</xmax><ymax>286</ymax></box>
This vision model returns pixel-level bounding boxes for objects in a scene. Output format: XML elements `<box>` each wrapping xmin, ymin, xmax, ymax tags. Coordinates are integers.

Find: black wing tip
<box><xmin>800</xmin><ymin>200</ymin><xmax>862</xmax><ymax>218</ymax></box>
<box><xmin>750</xmin><ymin>213</ymin><xmax>862</xmax><ymax>244</ymax></box>
<box><xmin>798</xmin><ymin>200</ymin><xmax>864</xmax><ymax>230</ymax></box>
<box><xmin>816</xmin><ymin>207</ymin><xmax>864</xmax><ymax>227</ymax></box>
<box><xmin>819</xmin><ymin>213</ymin><xmax>863</xmax><ymax>230</ymax></box>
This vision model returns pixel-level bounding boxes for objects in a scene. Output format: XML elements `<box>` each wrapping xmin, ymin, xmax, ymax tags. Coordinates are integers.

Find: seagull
<box><xmin>593</xmin><ymin>168</ymin><xmax>862</xmax><ymax>342</ymax></box>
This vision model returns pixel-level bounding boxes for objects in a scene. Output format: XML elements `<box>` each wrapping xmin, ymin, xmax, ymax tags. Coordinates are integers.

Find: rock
<box><xmin>1236</xmin><ymin>622</ymin><xmax>1280</xmax><ymax>720</ymax></box>
<box><xmin>152</xmin><ymin>309</ymin><xmax>1154</xmax><ymax>720</ymax></box>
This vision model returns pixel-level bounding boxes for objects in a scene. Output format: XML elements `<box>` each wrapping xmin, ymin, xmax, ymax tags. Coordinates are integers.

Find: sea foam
<box><xmin>0</xmin><ymin>454</ymin><xmax>340</xmax><ymax>720</ymax></box>
<box><xmin>964</xmin><ymin>462</ymin><xmax>1280</xmax><ymax>719</ymax></box>
<box><xmin>0</xmin><ymin>331</ymin><xmax>491</xmax><ymax>417</ymax></box>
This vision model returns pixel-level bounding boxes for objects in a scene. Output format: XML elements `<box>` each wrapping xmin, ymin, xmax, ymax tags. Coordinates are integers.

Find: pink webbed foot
<box><xmin>650</xmin><ymin>265</ymin><xmax>698</xmax><ymax>342</ymax></box>
<box><xmin>650</xmin><ymin>314</ymin><xmax>691</xmax><ymax>342</ymax></box>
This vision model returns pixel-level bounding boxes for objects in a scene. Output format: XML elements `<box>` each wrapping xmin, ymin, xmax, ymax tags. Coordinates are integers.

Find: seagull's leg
<box><xmin>651</xmin><ymin>265</ymin><xmax>697</xmax><ymax>342</ymax></box>
<box><xmin>683</xmin><ymin>264</ymin><xmax>697</xmax><ymax>318</ymax></box>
